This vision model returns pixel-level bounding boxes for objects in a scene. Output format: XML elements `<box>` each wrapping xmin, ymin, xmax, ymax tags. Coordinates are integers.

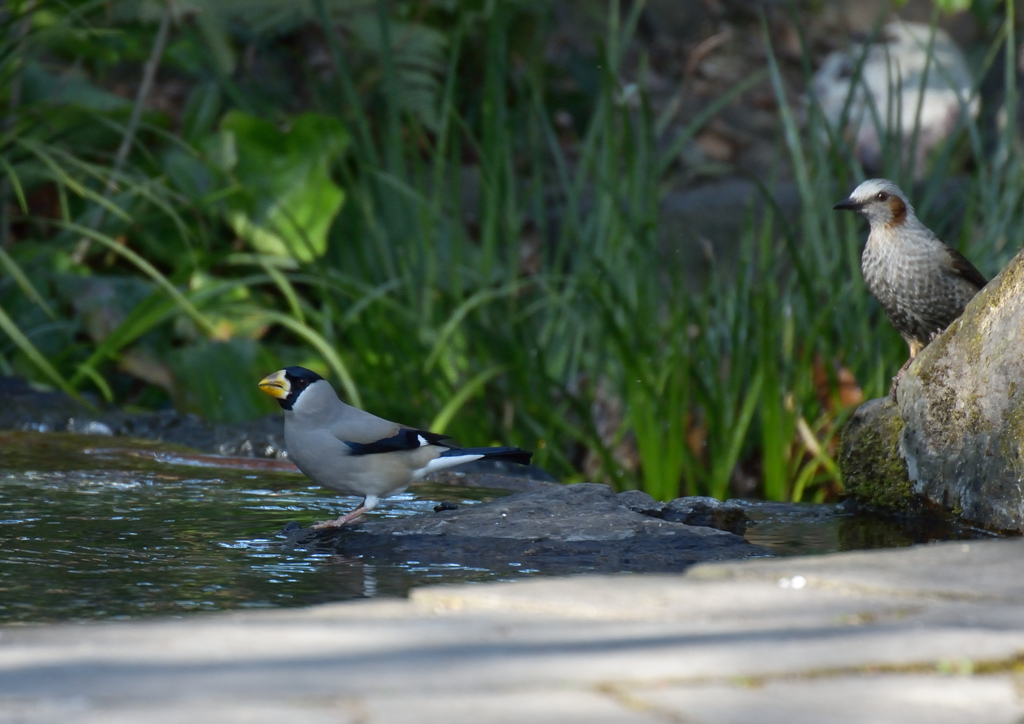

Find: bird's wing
<box><xmin>340</xmin><ymin>427</ymin><xmax>452</xmax><ymax>456</ymax></box>
<box><xmin>946</xmin><ymin>247</ymin><xmax>988</xmax><ymax>290</ymax></box>
<box><xmin>325</xmin><ymin>406</ymin><xmax>451</xmax><ymax>456</ymax></box>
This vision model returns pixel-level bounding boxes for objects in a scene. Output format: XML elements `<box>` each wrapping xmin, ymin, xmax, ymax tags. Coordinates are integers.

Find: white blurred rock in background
<box><xmin>810</xmin><ymin>21</ymin><xmax>977</xmax><ymax>176</ymax></box>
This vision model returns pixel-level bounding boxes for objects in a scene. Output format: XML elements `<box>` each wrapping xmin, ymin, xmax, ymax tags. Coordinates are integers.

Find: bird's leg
<box><xmin>890</xmin><ymin>339</ymin><xmax>926</xmax><ymax>401</ymax></box>
<box><xmin>312</xmin><ymin>494</ymin><xmax>381</xmax><ymax>530</ymax></box>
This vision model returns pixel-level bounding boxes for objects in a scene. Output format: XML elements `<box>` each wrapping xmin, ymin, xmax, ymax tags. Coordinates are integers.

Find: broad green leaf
<box><xmin>218</xmin><ymin>111</ymin><xmax>349</xmax><ymax>261</ymax></box>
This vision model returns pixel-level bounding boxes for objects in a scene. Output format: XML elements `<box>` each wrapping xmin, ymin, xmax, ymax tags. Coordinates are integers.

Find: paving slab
<box><xmin>2</xmin><ymin>538</ymin><xmax>1024</xmax><ymax>722</ymax></box>
<box><xmin>627</xmin><ymin>674</ymin><xmax>1024</xmax><ymax>724</ymax></box>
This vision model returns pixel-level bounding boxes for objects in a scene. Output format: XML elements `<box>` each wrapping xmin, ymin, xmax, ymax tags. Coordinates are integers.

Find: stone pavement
<box><xmin>3</xmin><ymin>539</ymin><xmax>1024</xmax><ymax>723</ymax></box>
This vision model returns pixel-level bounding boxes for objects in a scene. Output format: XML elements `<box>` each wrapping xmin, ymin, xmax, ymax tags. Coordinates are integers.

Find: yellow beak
<box><xmin>258</xmin><ymin>370</ymin><xmax>290</xmax><ymax>399</ymax></box>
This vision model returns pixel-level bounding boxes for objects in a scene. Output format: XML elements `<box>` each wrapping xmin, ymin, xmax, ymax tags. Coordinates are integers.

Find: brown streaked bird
<box><xmin>833</xmin><ymin>178</ymin><xmax>987</xmax><ymax>398</ymax></box>
<box><xmin>258</xmin><ymin>366</ymin><xmax>533</xmax><ymax>528</ymax></box>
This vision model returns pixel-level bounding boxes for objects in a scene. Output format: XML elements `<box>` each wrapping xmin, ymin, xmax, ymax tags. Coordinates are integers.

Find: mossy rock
<box><xmin>840</xmin><ymin>248</ymin><xmax>1024</xmax><ymax>532</ymax></box>
<box><xmin>838</xmin><ymin>398</ymin><xmax>914</xmax><ymax>510</ymax></box>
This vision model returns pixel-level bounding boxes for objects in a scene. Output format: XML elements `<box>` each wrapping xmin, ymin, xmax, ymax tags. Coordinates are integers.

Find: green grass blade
<box><xmin>58</xmin><ymin>221</ymin><xmax>215</xmax><ymax>335</ymax></box>
<box><xmin>0</xmin><ymin>303</ymin><xmax>92</xmax><ymax>407</ymax></box>
<box><xmin>253</xmin><ymin>308</ymin><xmax>361</xmax><ymax>408</ymax></box>
<box><xmin>0</xmin><ymin>246</ymin><xmax>55</xmax><ymax>320</ymax></box>
<box><xmin>423</xmin><ymin>281</ymin><xmax>525</xmax><ymax>373</ymax></box>
<box><xmin>429</xmin><ymin>364</ymin><xmax>505</xmax><ymax>435</ymax></box>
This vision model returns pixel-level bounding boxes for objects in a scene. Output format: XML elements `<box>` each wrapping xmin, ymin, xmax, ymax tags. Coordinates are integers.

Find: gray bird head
<box><xmin>258</xmin><ymin>366</ymin><xmax>332</xmax><ymax>411</ymax></box>
<box><xmin>833</xmin><ymin>178</ymin><xmax>914</xmax><ymax>228</ymax></box>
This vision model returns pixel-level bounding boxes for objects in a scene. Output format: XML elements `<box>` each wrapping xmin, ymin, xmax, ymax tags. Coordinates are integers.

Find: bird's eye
<box><xmin>876</xmin><ymin>192</ymin><xmax>889</xmax><ymax>201</ymax></box>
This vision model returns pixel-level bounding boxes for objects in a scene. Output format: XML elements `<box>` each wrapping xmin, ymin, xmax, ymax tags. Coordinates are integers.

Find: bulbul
<box><xmin>258</xmin><ymin>366</ymin><xmax>533</xmax><ymax>528</ymax></box>
<box><xmin>833</xmin><ymin>178</ymin><xmax>986</xmax><ymax>398</ymax></box>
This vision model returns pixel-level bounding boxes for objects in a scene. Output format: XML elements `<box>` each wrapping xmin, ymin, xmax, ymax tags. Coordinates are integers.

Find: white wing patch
<box><xmin>417</xmin><ymin>434</ymin><xmax>429</xmax><ymax>447</ymax></box>
<box><xmin>412</xmin><ymin>453</ymin><xmax>484</xmax><ymax>479</ymax></box>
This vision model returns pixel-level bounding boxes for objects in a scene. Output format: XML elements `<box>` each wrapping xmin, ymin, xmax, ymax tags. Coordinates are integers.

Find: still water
<box><xmin>0</xmin><ymin>432</ymin><xmax>512</xmax><ymax>623</ymax></box>
<box><xmin>0</xmin><ymin>431</ymin><xmax>994</xmax><ymax>623</ymax></box>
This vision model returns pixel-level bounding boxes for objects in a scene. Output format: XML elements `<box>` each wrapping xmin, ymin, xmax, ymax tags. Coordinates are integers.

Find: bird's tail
<box><xmin>440</xmin><ymin>446</ymin><xmax>532</xmax><ymax>466</ymax></box>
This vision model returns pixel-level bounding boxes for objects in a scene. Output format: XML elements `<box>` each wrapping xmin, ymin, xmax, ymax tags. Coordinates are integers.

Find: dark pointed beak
<box><xmin>832</xmin><ymin>198</ymin><xmax>862</xmax><ymax>212</ymax></box>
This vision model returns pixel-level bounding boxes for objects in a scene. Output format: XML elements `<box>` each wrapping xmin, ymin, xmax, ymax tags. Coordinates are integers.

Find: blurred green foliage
<box><xmin>217</xmin><ymin>111</ymin><xmax>349</xmax><ymax>260</ymax></box>
<box><xmin>0</xmin><ymin>0</ymin><xmax>1021</xmax><ymax>502</ymax></box>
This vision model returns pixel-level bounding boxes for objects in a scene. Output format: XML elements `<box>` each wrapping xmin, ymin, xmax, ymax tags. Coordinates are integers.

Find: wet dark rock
<box><xmin>0</xmin><ymin>377</ymin><xmax>289</xmax><ymax>458</ymax></box>
<box><xmin>0</xmin><ymin>378</ymin><xmax>556</xmax><ymax>484</ymax></box>
<box><xmin>662</xmin><ymin>496</ymin><xmax>751</xmax><ymax>535</ymax></box>
<box><xmin>615</xmin><ymin>489</ymin><xmax>666</xmax><ymax>517</ymax></box>
<box><xmin>614</xmin><ymin>489</ymin><xmax>764</xmax><ymax>538</ymax></box>
<box><xmin>108</xmin><ymin>409</ymin><xmax>287</xmax><ymax>458</ymax></box>
<box><xmin>287</xmin><ymin>483</ymin><xmax>770</xmax><ymax>574</ymax></box>
<box><xmin>839</xmin><ymin>248</ymin><xmax>1024</xmax><ymax>531</ymax></box>
<box><xmin>0</xmin><ymin>377</ymin><xmax>94</xmax><ymax>434</ymax></box>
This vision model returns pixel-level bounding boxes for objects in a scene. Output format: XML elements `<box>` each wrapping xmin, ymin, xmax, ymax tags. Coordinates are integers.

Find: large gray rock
<box><xmin>839</xmin><ymin>248</ymin><xmax>1024</xmax><ymax>530</ymax></box>
<box><xmin>289</xmin><ymin>483</ymin><xmax>770</xmax><ymax>573</ymax></box>
<box><xmin>897</xmin><ymin>247</ymin><xmax>1024</xmax><ymax>529</ymax></box>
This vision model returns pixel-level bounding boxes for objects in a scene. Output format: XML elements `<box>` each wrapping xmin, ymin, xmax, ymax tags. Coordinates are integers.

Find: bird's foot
<box><xmin>889</xmin><ymin>357</ymin><xmax>915</xmax><ymax>401</ymax></box>
<box><xmin>311</xmin><ymin>508</ymin><xmax>367</xmax><ymax>530</ymax></box>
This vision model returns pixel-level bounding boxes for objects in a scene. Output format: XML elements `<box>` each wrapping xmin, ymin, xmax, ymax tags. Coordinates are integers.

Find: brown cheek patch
<box><xmin>887</xmin><ymin>196</ymin><xmax>907</xmax><ymax>225</ymax></box>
